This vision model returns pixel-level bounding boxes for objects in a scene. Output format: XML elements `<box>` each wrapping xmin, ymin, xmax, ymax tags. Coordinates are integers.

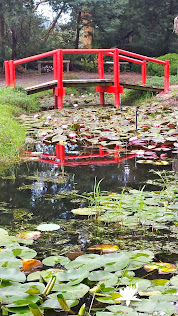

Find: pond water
<box><xmin>0</xmin><ymin>144</ymin><xmax>177</xmax><ymax>262</ymax></box>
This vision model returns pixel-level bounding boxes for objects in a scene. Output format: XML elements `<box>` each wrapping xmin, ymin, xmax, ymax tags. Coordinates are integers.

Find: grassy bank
<box><xmin>0</xmin><ymin>87</ymin><xmax>39</xmax><ymax>167</ymax></box>
<box><xmin>122</xmin><ymin>75</ymin><xmax>178</xmax><ymax>105</ymax></box>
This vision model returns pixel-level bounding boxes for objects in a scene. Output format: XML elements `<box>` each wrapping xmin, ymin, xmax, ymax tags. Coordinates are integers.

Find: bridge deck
<box><xmin>25</xmin><ymin>79</ymin><xmax>164</xmax><ymax>95</ymax></box>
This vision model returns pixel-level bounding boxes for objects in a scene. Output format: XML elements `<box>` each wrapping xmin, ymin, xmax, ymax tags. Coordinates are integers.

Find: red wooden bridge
<box><xmin>4</xmin><ymin>48</ymin><xmax>169</xmax><ymax>108</ymax></box>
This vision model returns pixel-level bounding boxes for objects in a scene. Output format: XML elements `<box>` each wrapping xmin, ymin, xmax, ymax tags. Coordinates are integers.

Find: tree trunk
<box><xmin>41</xmin><ymin>4</ymin><xmax>65</xmax><ymax>45</ymax></box>
<box><xmin>164</xmin><ymin>0</ymin><xmax>174</xmax><ymax>53</ymax></box>
<box><xmin>0</xmin><ymin>3</ymin><xmax>5</xmax><ymax>59</ymax></box>
<box><xmin>81</xmin><ymin>10</ymin><xmax>93</xmax><ymax>49</ymax></box>
<box><xmin>75</xmin><ymin>11</ymin><xmax>81</xmax><ymax>49</ymax></box>
<box><xmin>11</xmin><ymin>28</ymin><xmax>17</xmax><ymax>60</ymax></box>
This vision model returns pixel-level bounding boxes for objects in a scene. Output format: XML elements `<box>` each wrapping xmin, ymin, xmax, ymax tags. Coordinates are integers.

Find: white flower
<box><xmin>115</xmin><ymin>283</ymin><xmax>141</xmax><ymax>306</ymax></box>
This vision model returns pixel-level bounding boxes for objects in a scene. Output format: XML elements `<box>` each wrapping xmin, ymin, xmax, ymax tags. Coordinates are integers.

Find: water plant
<box><xmin>71</xmin><ymin>183</ymin><xmax>178</xmax><ymax>231</ymax></box>
<box><xmin>0</xmin><ymin>227</ymin><xmax>177</xmax><ymax>316</ymax></box>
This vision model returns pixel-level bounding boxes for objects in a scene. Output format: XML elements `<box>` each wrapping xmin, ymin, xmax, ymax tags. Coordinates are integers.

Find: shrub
<box><xmin>147</xmin><ymin>53</ymin><xmax>178</xmax><ymax>76</ymax></box>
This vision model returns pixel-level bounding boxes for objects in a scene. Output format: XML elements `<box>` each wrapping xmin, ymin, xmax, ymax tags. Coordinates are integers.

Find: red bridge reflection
<box><xmin>37</xmin><ymin>144</ymin><xmax>136</xmax><ymax>167</ymax></box>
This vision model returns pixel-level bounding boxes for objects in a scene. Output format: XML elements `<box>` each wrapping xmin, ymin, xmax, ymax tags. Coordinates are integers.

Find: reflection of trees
<box><xmin>0</xmin><ymin>157</ymin><xmax>172</xmax><ymax>225</ymax></box>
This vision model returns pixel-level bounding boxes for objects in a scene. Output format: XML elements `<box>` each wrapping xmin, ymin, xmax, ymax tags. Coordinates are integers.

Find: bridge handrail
<box><xmin>4</xmin><ymin>47</ymin><xmax>169</xmax><ymax>109</ymax></box>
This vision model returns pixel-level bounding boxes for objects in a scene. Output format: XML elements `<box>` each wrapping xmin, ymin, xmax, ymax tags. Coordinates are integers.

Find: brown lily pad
<box><xmin>16</xmin><ymin>231</ymin><xmax>42</xmax><ymax>240</ymax></box>
<box><xmin>88</xmin><ymin>244</ymin><xmax>119</xmax><ymax>254</ymax></box>
<box><xmin>21</xmin><ymin>259</ymin><xmax>43</xmax><ymax>275</ymax></box>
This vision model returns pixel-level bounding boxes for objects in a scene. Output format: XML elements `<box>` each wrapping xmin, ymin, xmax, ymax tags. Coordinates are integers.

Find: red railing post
<box><xmin>113</xmin><ymin>48</ymin><xmax>120</xmax><ymax>107</ymax></box>
<box><xmin>53</xmin><ymin>53</ymin><xmax>58</xmax><ymax>108</ymax></box>
<box><xmin>4</xmin><ymin>61</ymin><xmax>10</xmax><ymax>86</ymax></box>
<box><xmin>142</xmin><ymin>60</ymin><xmax>146</xmax><ymax>85</ymax></box>
<box><xmin>56</xmin><ymin>144</ymin><xmax>65</xmax><ymax>162</ymax></box>
<box><xmin>164</xmin><ymin>60</ymin><xmax>169</xmax><ymax>93</ymax></box>
<box><xmin>99</xmin><ymin>146</ymin><xmax>104</xmax><ymax>156</ymax></box>
<box><xmin>98</xmin><ymin>52</ymin><xmax>105</xmax><ymax>106</ymax></box>
<box><xmin>9</xmin><ymin>60</ymin><xmax>16</xmax><ymax>87</ymax></box>
<box><xmin>55</xmin><ymin>49</ymin><xmax>64</xmax><ymax>109</ymax></box>
<box><xmin>114</xmin><ymin>145</ymin><xmax>119</xmax><ymax>162</ymax></box>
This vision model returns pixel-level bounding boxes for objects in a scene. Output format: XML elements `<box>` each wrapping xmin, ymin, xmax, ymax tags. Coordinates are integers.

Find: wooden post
<box><xmin>164</xmin><ymin>60</ymin><xmax>169</xmax><ymax>93</ymax></box>
<box><xmin>55</xmin><ymin>49</ymin><xmax>64</xmax><ymax>109</ymax></box>
<box><xmin>4</xmin><ymin>61</ymin><xmax>10</xmax><ymax>85</ymax></box>
<box><xmin>142</xmin><ymin>60</ymin><xmax>146</xmax><ymax>85</ymax></box>
<box><xmin>113</xmin><ymin>48</ymin><xmax>120</xmax><ymax>107</ymax></box>
<box><xmin>114</xmin><ymin>145</ymin><xmax>119</xmax><ymax>162</ymax></box>
<box><xmin>56</xmin><ymin>144</ymin><xmax>65</xmax><ymax>162</ymax></box>
<box><xmin>98</xmin><ymin>52</ymin><xmax>105</xmax><ymax>106</ymax></box>
<box><xmin>9</xmin><ymin>60</ymin><xmax>16</xmax><ymax>87</ymax></box>
<box><xmin>99</xmin><ymin>146</ymin><xmax>104</xmax><ymax>156</ymax></box>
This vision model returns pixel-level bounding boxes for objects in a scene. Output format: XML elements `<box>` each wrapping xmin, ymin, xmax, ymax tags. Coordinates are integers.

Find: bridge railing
<box><xmin>4</xmin><ymin>48</ymin><xmax>169</xmax><ymax>109</ymax></box>
<box><xmin>105</xmin><ymin>49</ymin><xmax>169</xmax><ymax>93</ymax></box>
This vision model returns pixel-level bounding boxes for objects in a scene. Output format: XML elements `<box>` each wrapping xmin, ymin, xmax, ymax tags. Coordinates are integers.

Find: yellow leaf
<box><xmin>88</xmin><ymin>244</ymin><xmax>119</xmax><ymax>253</ymax></box>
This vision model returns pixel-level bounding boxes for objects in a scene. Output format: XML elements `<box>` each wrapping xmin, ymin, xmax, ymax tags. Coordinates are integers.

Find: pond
<box><xmin>0</xmin><ymin>103</ymin><xmax>178</xmax><ymax>316</ymax></box>
<box><xmin>0</xmin><ymin>142</ymin><xmax>177</xmax><ymax>262</ymax></box>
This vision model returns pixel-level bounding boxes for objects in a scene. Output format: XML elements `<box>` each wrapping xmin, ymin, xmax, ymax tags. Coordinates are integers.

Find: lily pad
<box><xmin>144</xmin><ymin>262</ymin><xmax>177</xmax><ymax>274</ymax></box>
<box><xmin>21</xmin><ymin>259</ymin><xmax>43</xmax><ymax>275</ymax></box>
<box><xmin>71</xmin><ymin>207</ymin><xmax>98</xmax><ymax>216</ymax></box>
<box><xmin>36</xmin><ymin>223</ymin><xmax>60</xmax><ymax>231</ymax></box>
<box><xmin>88</xmin><ymin>244</ymin><xmax>119</xmax><ymax>253</ymax></box>
<box><xmin>16</xmin><ymin>231</ymin><xmax>42</xmax><ymax>240</ymax></box>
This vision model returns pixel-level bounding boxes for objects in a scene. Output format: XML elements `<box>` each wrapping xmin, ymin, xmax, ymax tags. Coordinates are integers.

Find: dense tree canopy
<box><xmin>0</xmin><ymin>0</ymin><xmax>177</xmax><ymax>64</ymax></box>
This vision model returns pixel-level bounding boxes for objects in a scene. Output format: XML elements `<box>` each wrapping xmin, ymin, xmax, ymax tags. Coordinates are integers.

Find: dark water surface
<box><xmin>0</xmin><ymin>146</ymin><xmax>177</xmax><ymax>261</ymax></box>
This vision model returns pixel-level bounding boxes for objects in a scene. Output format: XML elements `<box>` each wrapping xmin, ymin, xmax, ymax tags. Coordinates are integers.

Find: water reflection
<box><xmin>0</xmin><ymin>144</ymin><xmax>173</xmax><ymax>227</ymax></box>
<box><xmin>39</xmin><ymin>144</ymin><xmax>136</xmax><ymax>166</ymax></box>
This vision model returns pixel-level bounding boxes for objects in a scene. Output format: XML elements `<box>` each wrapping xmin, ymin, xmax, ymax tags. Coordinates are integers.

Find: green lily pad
<box><xmin>36</xmin><ymin>223</ymin><xmax>60</xmax><ymax>231</ymax></box>
<box><xmin>0</xmin><ymin>268</ymin><xmax>26</xmax><ymax>282</ymax></box>
<box><xmin>42</xmin><ymin>255</ymin><xmax>70</xmax><ymax>267</ymax></box>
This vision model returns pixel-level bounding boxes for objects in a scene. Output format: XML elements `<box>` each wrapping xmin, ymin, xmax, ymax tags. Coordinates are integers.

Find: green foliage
<box><xmin>0</xmin><ymin>87</ymin><xmax>39</xmax><ymax>113</ymax></box>
<box><xmin>0</xmin><ymin>104</ymin><xmax>25</xmax><ymax>163</ymax></box>
<box><xmin>80</xmin><ymin>56</ymin><xmax>98</xmax><ymax>73</ymax></box>
<box><xmin>146</xmin><ymin>75</ymin><xmax>178</xmax><ymax>87</ymax></box>
<box><xmin>147</xmin><ymin>54</ymin><xmax>178</xmax><ymax>76</ymax></box>
<box><xmin>0</xmin><ymin>227</ymin><xmax>177</xmax><ymax>316</ymax></box>
<box><xmin>0</xmin><ymin>87</ymin><xmax>39</xmax><ymax>164</ymax></box>
<box><xmin>121</xmin><ymin>89</ymin><xmax>152</xmax><ymax>105</ymax></box>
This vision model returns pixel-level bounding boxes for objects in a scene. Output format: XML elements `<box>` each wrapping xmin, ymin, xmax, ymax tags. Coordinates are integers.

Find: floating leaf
<box><xmin>27</xmin><ymin>269</ymin><xmax>63</xmax><ymax>281</ymax></box>
<box><xmin>36</xmin><ymin>223</ymin><xmax>60</xmax><ymax>231</ymax></box>
<box><xmin>88</xmin><ymin>244</ymin><xmax>119</xmax><ymax>253</ymax></box>
<box><xmin>88</xmin><ymin>271</ymin><xmax>114</xmax><ymax>282</ymax></box>
<box><xmin>0</xmin><ymin>228</ymin><xmax>9</xmax><ymax>236</ymax></box>
<box><xmin>11</xmin><ymin>246</ymin><xmax>37</xmax><ymax>259</ymax></box>
<box><xmin>57</xmin><ymin>267</ymin><xmax>89</xmax><ymax>284</ymax></box>
<box><xmin>0</xmin><ymin>268</ymin><xmax>26</xmax><ymax>282</ymax></box>
<box><xmin>42</xmin><ymin>255</ymin><xmax>70</xmax><ymax>267</ymax></box>
<box><xmin>170</xmin><ymin>275</ymin><xmax>178</xmax><ymax>286</ymax></box>
<box><xmin>67</xmin><ymin>252</ymin><xmax>86</xmax><ymax>261</ymax></box>
<box><xmin>144</xmin><ymin>262</ymin><xmax>177</xmax><ymax>274</ymax></box>
<box><xmin>21</xmin><ymin>259</ymin><xmax>43</xmax><ymax>275</ymax></box>
<box><xmin>16</xmin><ymin>231</ymin><xmax>42</xmax><ymax>240</ymax></box>
<box><xmin>71</xmin><ymin>207</ymin><xmax>98</xmax><ymax>216</ymax></box>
